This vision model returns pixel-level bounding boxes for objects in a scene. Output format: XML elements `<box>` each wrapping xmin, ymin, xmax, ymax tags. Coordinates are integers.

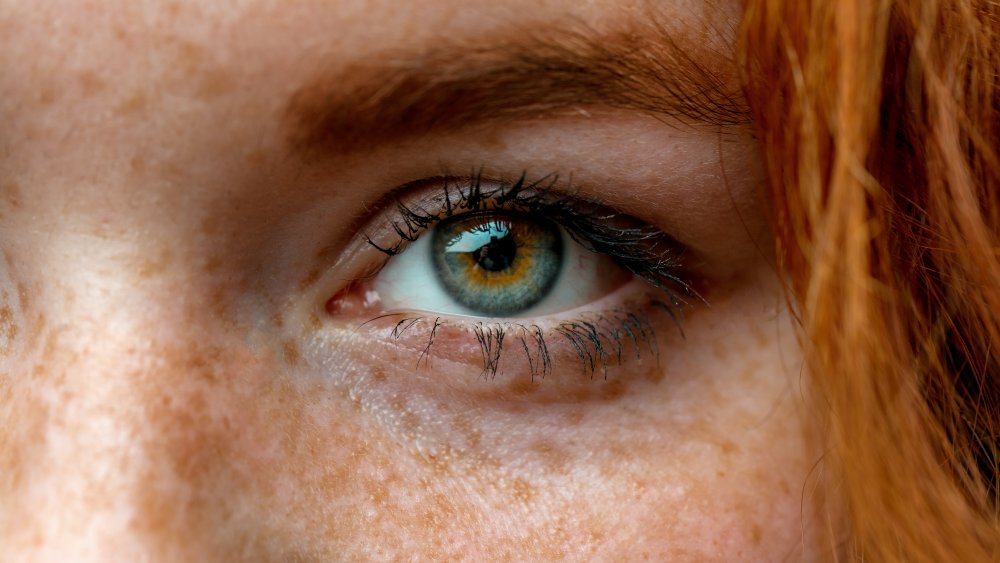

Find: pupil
<box><xmin>474</xmin><ymin>234</ymin><xmax>516</xmax><ymax>272</ymax></box>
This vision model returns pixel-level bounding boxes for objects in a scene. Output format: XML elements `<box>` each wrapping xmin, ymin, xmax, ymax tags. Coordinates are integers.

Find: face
<box><xmin>0</xmin><ymin>0</ymin><xmax>818</xmax><ymax>559</ymax></box>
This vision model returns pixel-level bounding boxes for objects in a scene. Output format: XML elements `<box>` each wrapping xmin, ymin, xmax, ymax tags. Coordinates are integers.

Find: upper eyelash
<box><xmin>366</xmin><ymin>169</ymin><xmax>702</xmax><ymax>314</ymax></box>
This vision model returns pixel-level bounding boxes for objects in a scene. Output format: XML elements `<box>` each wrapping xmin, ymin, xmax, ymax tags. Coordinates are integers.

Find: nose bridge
<box><xmin>0</xmin><ymin>257</ymin><xmax>238</xmax><ymax>560</ymax></box>
<box><xmin>5</xmin><ymin>327</ymin><xmax>200</xmax><ymax>559</ymax></box>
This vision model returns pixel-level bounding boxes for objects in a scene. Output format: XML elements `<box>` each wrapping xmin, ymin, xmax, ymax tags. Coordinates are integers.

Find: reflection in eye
<box><xmin>376</xmin><ymin>210</ymin><xmax>630</xmax><ymax>318</ymax></box>
<box><xmin>330</xmin><ymin>172</ymin><xmax>700</xmax><ymax>378</ymax></box>
<box><xmin>436</xmin><ymin>213</ymin><xmax>563</xmax><ymax>317</ymax></box>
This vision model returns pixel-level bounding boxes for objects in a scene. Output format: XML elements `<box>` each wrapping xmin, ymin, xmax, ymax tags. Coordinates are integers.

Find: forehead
<box><xmin>0</xmin><ymin>0</ymin><xmax>737</xmax><ymax>118</ymax></box>
<box><xmin>0</xmin><ymin>0</ymin><xmax>737</xmax><ymax>199</ymax></box>
<box><xmin>0</xmin><ymin>0</ymin><xmax>730</xmax><ymax>81</ymax></box>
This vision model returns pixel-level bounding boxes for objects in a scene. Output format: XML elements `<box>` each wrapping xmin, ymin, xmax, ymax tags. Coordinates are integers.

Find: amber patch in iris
<box><xmin>446</xmin><ymin>222</ymin><xmax>541</xmax><ymax>288</ymax></box>
<box><xmin>431</xmin><ymin>212</ymin><xmax>563</xmax><ymax>316</ymax></box>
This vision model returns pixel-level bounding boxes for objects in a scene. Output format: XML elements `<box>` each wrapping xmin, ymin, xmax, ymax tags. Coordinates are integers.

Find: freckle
<box><xmin>507</xmin><ymin>377</ymin><xmax>539</xmax><ymax>395</ymax></box>
<box><xmin>298</xmin><ymin>268</ymin><xmax>322</xmax><ymax>291</ymax></box>
<box><xmin>364</xmin><ymin>478</ymin><xmax>390</xmax><ymax>506</ymax></box>
<box><xmin>402</xmin><ymin>411</ymin><xmax>420</xmax><ymax>434</ymax></box>
<box><xmin>319</xmin><ymin>460</ymin><xmax>355</xmax><ymax>501</ymax></box>
<box><xmin>749</xmin><ymin>523</ymin><xmax>763</xmax><ymax>545</ymax></box>
<box><xmin>452</xmin><ymin>414</ymin><xmax>481</xmax><ymax>449</ymax></box>
<box><xmin>600</xmin><ymin>378</ymin><xmax>626</xmax><ymax>400</ymax></box>
<box><xmin>431</xmin><ymin>492</ymin><xmax>457</xmax><ymax>518</ymax></box>
<box><xmin>719</xmin><ymin>439</ymin><xmax>738</xmax><ymax>455</ymax></box>
<box><xmin>308</xmin><ymin>312</ymin><xmax>322</xmax><ymax>330</ymax></box>
<box><xmin>177</xmin><ymin>41</ymin><xmax>205</xmax><ymax>73</ymax></box>
<box><xmin>0</xmin><ymin>305</ymin><xmax>18</xmax><ymax>343</ymax></box>
<box><xmin>531</xmin><ymin>439</ymin><xmax>555</xmax><ymax>456</ymax></box>
<box><xmin>424</xmin><ymin>449</ymin><xmax>452</xmax><ymax>474</ymax></box>
<box><xmin>511</xmin><ymin>477</ymin><xmax>536</xmax><ymax>503</ymax></box>
<box><xmin>244</xmin><ymin>149</ymin><xmax>266</xmax><ymax>166</ymax></box>
<box><xmin>419</xmin><ymin>508</ymin><xmax>445</xmax><ymax>530</ymax></box>
<box><xmin>135</xmin><ymin>249</ymin><xmax>172</xmax><ymax>280</ymax></box>
<box><xmin>643</xmin><ymin>363</ymin><xmax>666</xmax><ymax>383</ymax></box>
<box><xmin>563</xmin><ymin>409</ymin><xmax>585</xmax><ymax>425</ymax></box>
<box><xmin>2</xmin><ymin>182</ymin><xmax>23</xmax><ymax>209</ymax></box>
<box><xmin>77</xmin><ymin>71</ymin><xmax>105</xmax><ymax>96</ymax></box>
<box><xmin>203</xmin><ymin>256</ymin><xmax>222</xmax><ymax>272</ymax></box>
<box><xmin>116</xmin><ymin>91</ymin><xmax>147</xmax><ymax>116</ymax></box>
<box><xmin>282</xmin><ymin>340</ymin><xmax>299</xmax><ymax>366</ymax></box>
<box><xmin>196</xmin><ymin>69</ymin><xmax>235</xmax><ymax>100</ymax></box>
<box><xmin>532</xmin><ymin>439</ymin><xmax>570</xmax><ymax>473</ymax></box>
<box><xmin>129</xmin><ymin>155</ymin><xmax>146</xmax><ymax>175</ymax></box>
<box><xmin>37</xmin><ymin>86</ymin><xmax>58</xmax><ymax>106</ymax></box>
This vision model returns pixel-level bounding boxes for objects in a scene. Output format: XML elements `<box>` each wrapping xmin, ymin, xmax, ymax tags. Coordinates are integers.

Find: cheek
<box><xmin>0</xmin><ymin>261</ymin><xmax>812</xmax><ymax>560</ymax></box>
<box><xmin>255</xmin><ymin>278</ymin><xmax>814</xmax><ymax>559</ymax></box>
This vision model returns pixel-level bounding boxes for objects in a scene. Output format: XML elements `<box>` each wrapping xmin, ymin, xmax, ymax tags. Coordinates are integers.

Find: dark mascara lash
<box><xmin>362</xmin><ymin>170</ymin><xmax>701</xmax><ymax>378</ymax></box>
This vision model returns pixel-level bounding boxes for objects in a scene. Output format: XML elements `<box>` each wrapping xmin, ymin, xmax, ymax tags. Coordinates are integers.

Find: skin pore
<box><xmin>0</xmin><ymin>0</ymin><xmax>818</xmax><ymax>560</ymax></box>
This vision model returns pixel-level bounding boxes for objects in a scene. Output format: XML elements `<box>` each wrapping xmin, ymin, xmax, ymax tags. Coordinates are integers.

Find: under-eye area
<box><xmin>323</xmin><ymin>171</ymin><xmax>705</xmax><ymax>381</ymax></box>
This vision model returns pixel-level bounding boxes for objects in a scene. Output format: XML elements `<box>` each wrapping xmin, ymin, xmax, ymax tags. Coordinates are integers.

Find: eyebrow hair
<box><xmin>284</xmin><ymin>20</ymin><xmax>750</xmax><ymax>154</ymax></box>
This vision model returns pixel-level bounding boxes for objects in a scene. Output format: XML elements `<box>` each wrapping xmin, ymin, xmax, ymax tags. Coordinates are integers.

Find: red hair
<box><xmin>740</xmin><ymin>0</ymin><xmax>1000</xmax><ymax>559</ymax></box>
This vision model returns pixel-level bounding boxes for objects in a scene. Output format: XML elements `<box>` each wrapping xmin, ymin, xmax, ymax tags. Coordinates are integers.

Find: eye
<box><xmin>373</xmin><ymin>210</ymin><xmax>630</xmax><ymax>318</ymax></box>
<box><xmin>326</xmin><ymin>173</ymin><xmax>699</xmax><ymax>379</ymax></box>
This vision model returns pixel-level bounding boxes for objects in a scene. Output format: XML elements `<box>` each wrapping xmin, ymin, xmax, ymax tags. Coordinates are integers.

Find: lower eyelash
<box><xmin>366</xmin><ymin>300</ymin><xmax>675</xmax><ymax>380</ymax></box>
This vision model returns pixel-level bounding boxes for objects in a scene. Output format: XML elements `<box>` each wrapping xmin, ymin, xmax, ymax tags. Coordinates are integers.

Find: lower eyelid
<box><xmin>329</xmin><ymin>278</ymin><xmax>686</xmax><ymax>382</ymax></box>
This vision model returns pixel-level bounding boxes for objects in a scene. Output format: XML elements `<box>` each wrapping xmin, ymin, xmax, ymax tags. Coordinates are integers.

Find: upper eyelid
<box><xmin>360</xmin><ymin>172</ymin><xmax>702</xmax><ymax>309</ymax></box>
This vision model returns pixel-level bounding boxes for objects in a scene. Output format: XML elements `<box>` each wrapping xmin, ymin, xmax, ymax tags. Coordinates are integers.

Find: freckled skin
<box><xmin>0</xmin><ymin>0</ymin><xmax>820</xmax><ymax>560</ymax></box>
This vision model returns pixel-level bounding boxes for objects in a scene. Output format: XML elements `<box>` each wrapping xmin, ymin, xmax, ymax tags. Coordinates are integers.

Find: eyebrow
<box><xmin>284</xmin><ymin>21</ymin><xmax>750</xmax><ymax>154</ymax></box>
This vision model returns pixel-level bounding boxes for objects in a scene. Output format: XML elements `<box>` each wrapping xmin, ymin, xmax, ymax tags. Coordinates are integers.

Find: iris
<box><xmin>432</xmin><ymin>211</ymin><xmax>564</xmax><ymax>316</ymax></box>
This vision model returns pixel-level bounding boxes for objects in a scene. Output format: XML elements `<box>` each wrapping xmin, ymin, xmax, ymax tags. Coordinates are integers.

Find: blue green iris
<box><xmin>432</xmin><ymin>212</ymin><xmax>564</xmax><ymax>316</ymax></box>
